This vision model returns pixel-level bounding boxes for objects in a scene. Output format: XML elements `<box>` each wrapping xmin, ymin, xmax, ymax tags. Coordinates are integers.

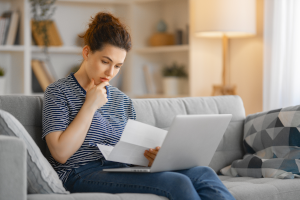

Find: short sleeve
<box><xmin>42</xmin><ymin>85</ymin><xmax>70</xmax><ymax>140</ymax></box>
<box><xmin>128</xmin><ymin>98</ymin><xmax>136</xmax><ymax>121</ymax></box>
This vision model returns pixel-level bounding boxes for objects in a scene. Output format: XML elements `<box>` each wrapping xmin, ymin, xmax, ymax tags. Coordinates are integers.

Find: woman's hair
<box><xmin>79</xmin><ymin>12</ymin><xmax>132</xmax><ymax>52</ymax></box>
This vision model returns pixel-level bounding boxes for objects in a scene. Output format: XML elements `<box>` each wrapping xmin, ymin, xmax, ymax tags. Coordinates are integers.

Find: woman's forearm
<box><xmin>47</xmin><ymin>103</ymin><xmax>95</xmax><ymax>164</ymax></box>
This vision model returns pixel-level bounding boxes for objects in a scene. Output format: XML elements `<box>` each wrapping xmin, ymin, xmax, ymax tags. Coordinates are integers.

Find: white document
<box><xmin>97</xmin><ymin>119</ymin><xmax>168</xmax><ymax>166</ymax></box>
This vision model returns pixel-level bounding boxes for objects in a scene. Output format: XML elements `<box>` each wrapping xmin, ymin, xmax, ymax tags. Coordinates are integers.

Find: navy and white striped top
<box><xmin>42</xmin><ymin>72</ymin><xmax>136</xmax><ymax>183</ymax></box>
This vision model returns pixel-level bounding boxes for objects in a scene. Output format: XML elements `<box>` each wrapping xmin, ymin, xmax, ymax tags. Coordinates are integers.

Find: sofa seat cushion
<box><xmin>219</xmin><ymin>175</ymin><xmax>300</xmax><ymax>200</ymax></box>
<box><xmin>27</xmin><ymin>193</ymin><xmax>169</xmax><ymax>200</ymax></box>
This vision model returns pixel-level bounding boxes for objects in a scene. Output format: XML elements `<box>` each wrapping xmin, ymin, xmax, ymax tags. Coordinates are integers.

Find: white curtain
<box><xmin>263</xmin><ymin>0</ymin><xmax>300</xmax><ymax>111</ymax></box>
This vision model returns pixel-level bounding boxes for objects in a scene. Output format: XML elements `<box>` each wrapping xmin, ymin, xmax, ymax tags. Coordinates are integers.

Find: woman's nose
<box><xmin>105</xmin><ymin>66</ymin><xmax>114</xmax><ymax>76</ymax></box>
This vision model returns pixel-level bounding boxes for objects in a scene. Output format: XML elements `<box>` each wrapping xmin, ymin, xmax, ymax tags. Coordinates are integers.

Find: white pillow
<box><xmin>0</xmin><ymin>109</ymin><xmax>69</xmax><ymax>194</ymax></box>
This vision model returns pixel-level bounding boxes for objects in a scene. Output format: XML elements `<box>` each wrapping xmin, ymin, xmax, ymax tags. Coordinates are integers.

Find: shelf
<box><xmin>56</xmin><ymin>0</ymin><xmax>160</xmax><ymax>4</ymax></box>
<box><xmin>0</xmin><ymin>45</ymin><xmax>25</xmax><ymax>52</ymax></box>
<box><xmin>135</xmin><ymin>94</ymin><xmax>190</xmax><ymax>98</ymax></box>
<box><xmin>134</xmin><ymin>45</ymin><xmax>189</xmax><ymax>53</ymax></box>
<box><xmin>56</xmin><ymin>0</ymin><xmax>131</xmax><ymax>4</ymax></box>
<box><xmin>31</xmin><ymin>46</ymin><xmax>82</xmax><ymax>54</ymax></box>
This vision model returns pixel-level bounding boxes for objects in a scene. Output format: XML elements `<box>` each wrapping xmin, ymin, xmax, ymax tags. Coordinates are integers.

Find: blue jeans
<box><xmin>63</xmin><ymin>159</ymin><xmax>235</xmax><ymax>200</ymax></box>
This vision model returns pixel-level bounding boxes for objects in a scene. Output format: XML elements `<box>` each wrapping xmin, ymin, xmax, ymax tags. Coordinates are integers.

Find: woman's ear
<box><xmin>82</xmin><ymin>45</ymin><xmax>90</xmax><ymax>61</ymax></box>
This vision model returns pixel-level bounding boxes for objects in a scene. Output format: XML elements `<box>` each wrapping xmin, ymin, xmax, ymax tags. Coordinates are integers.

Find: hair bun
<box><xmin>96</xmin><ymin>13</ymin><xmax>113</xmax><ymax>23</ymax></box>
<box><xmin>79</xmin><ymin>12</ymin><xmax>131</xmax><ymax>52</ymax></box>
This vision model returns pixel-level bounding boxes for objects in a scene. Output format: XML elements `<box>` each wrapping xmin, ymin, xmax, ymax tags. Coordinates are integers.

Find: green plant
<box><xmin>0</xmin><ymin>68</ymin><xmax>5</xmax><ymax>76</ymax></box>
<box><xmin>162</xmin><ymin>62</ymin><xmax>188</xmax><ymax>77</ymax></box>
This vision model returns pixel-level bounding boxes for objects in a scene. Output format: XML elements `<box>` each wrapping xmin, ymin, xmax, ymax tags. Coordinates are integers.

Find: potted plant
<box><xmin>162</xmin><ymin>62</ymin><xmax>188</xmax><ymax>95</ymax></box>
<box><xmin>0</xmin><ymin>67</ymin><xmax>6</xmax><ymax>95</ymax></box>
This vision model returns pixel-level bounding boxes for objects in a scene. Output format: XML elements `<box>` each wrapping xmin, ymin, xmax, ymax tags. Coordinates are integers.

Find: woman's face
<box><xmin>84</xmin><ymin>44</ymin><xmax>127</xmax><ymax>85</ymax></box>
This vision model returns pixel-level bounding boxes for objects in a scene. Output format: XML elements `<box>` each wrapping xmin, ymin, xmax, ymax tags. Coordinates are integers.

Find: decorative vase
<box><xmin>163</xmin><ymin>77</ymin><xmax>187</xmax><ymax>96</ymax></box>
<box><xmin>0</xmin><ymin>76</ymin><xmax>6</xmax><ymax>95</ymax></box>
<box><xmin>156</xmin><ymin>20</ymin><xmax>167</xmax><ymax>32</ymax></box>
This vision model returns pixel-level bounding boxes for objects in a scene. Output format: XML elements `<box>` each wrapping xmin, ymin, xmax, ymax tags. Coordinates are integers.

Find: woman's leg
<box><xmin>175</xmin><ymin>166</ymin><xmax>235</xmax><ymax>200</ymax></box>
<box><xmin>64</xmin><ymin>159</ymin><xmax>200</xmax><ymax>200</ymax></box>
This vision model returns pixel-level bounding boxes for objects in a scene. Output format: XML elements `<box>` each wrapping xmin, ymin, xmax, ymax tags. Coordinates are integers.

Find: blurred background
<box><xmin>0</xmin><ymin>0</ymin><xmax>298</xmax><ymax>116</ymax></box>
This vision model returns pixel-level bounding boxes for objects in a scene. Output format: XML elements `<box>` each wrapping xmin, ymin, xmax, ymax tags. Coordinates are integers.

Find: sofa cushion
<box><xmin>0</xmin><ymin>109</ymin><xmax>69</xmax><ymax>194</ymax></box>
<box><xmin>220</xmin><ymin>175</ymin><xmax>300</xmax><ymax>200</ymax></box>
<box><xmin>220</xmin><ymin>105</ymin><xmax>300</xmax><ymax>179</ymax></box>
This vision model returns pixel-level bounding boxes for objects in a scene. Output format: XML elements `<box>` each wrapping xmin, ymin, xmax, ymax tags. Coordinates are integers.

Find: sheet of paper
<box><xmin>97</xmin><ymin>144</ymin><xmax>114</xmax><ymax>159</ymax></box>
<box><xmin>97</xmin><ymin>119</ymin><xmax>168</xmax><ymax>166</ymax></box>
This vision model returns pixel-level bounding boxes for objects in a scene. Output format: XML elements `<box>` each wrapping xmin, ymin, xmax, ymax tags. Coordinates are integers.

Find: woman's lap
<box><xmin>64</xmin><ymin>159</ymin><xmax>234</xmax><ymax>200</ymax></box>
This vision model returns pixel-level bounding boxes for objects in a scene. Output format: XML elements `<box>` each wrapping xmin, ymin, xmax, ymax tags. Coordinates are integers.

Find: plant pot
<box><xmin>163</xmin><ymin>76</ymin><xmax>187</xmax><ymax>95</ymax></box>
<box><xmin>0</xmin><ymin>76</ymin><xmax>6</xmax><ymax>95</ymax></box>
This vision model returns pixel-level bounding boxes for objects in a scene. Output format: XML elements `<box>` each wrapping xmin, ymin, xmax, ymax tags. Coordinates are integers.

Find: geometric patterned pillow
<box><xmin>0</xmin><ymin>109</ymin><xmax>69</xmax><ymax>194</ymax></box>
<box><xmin>220</xmin><ymin>105</ymin><xmax>300</xmax><ymax>179</ymax></box>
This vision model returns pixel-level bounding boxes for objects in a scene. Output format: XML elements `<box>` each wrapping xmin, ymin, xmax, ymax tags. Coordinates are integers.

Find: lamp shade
<box><xmin>195</xmin><ymin>0</ymin><xmax>256</xmax><ymax>38</ymax></box>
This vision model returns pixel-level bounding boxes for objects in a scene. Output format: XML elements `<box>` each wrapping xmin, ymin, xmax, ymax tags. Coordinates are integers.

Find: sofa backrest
<box><xmin>0</xmin><ymin>95</ymin><xmax>245</xmax><ymax>172</ymax></box>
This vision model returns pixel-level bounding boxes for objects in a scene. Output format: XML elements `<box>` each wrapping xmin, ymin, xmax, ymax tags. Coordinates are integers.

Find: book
<box><xmin>0</xmin><ymin>17</ymin><xmax>5</xmax><ymax>45</ymax></box>
<box><xmin>40</xmin><ymin>60</ymin><xmax>56</xmax><ymax>83</ymax></box>
<box><xmin>31</xmin><ymin>60</ymin><xmax>55</xmax><ymax>91</ymax></box>
<box><xmin>0</xmin><ymin>17</ymin><xmax>9</xmax><ymax>45</ymax></box>
<box><xmin>31</xmin><ymin>69</ymin><xmax>44</xmax><ymax>93</ymax></box>
<box><xmin>97</xmin><ymin>119</ymin><xmax>167</xmax><ymax>166</ymax></box>
<box><xmin>31</xmin><ymin>20</ymin><xmax>63</xmax><ymax>46</ymax></box>
<box><xmin>5</xmin><ymin>11</ymin><xmax>19</xmax><ymax>45</ymax></box>
<box><xmin>1</xmin><ymin>11</ymin><xmax>13</xmax><ymax>45</ymax></box>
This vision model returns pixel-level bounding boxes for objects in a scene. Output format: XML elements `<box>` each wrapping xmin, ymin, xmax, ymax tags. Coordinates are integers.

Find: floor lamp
<box><xmin>194</xmin><ymin>0</ymin><xmax>256</xmax><ymax>96</ymax></box>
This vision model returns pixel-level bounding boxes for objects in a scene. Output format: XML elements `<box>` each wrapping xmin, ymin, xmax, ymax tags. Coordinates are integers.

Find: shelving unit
<box><xmin>0</xmin><ymin>0</ymin><xmax>193</xmax><ymax>98</ymax></box>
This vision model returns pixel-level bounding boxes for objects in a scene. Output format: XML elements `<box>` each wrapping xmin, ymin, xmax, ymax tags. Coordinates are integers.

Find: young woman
<box><xmin>42</xmin><ymin>12</ymin><xmax>235</xmax><ymax>200</ymax></box>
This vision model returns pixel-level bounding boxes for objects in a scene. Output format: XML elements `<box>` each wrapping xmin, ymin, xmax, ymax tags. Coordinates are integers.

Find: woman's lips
<box><xmin>100</xmin><ymin>78</ymin><xmax>109</xmax><ymax>82</ymax></box>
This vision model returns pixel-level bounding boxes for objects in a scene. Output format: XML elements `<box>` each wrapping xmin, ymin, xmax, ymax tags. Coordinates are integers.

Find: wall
<box><xmin>189</xmin><ymin>0</ymin><xmax>264</xmax><ymax>116</ymax></box>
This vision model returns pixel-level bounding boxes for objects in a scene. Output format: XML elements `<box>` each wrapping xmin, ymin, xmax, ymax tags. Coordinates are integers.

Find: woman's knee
<box><xmin>164</xmin><ymin>173</ymin><xmax>199</xmax><ymax>200</ymax></box>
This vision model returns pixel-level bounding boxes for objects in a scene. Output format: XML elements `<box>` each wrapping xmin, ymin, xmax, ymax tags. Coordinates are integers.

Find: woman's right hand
<box><xmin>85</xmin><ymin>79</ymin><xmax>110</xmax><ymax>111</ymax></box>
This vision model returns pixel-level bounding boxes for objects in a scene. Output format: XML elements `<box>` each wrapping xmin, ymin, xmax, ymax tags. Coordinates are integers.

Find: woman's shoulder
<box><xmin>45</xmin><ymin>74</ymin><xmax>73</xmax><ymax>94</ymax></box>
<box><xmin>108</xmin><ymin>85</ymin><xmax>131</xmax><ymax>101</ymax></box>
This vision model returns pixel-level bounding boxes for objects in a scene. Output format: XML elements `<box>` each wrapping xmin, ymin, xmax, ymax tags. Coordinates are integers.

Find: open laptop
<box><xmin>103</xmin><ymin>114</ymin><xmax>232</xmax><ymax>173</ymax></box>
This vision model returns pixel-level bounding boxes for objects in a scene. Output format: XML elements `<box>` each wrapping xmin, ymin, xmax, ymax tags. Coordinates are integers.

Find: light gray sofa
<box><xmin>1</xmin><ymin>95</ymin><xmax>300</xmax><ymax>200</ymax></box>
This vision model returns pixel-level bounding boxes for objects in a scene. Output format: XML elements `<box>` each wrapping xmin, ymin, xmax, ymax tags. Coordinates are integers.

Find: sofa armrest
<box><xmin>0</xmin><ymin>135</ymin><xmax>27</xmax><ymax>200</ymax></box>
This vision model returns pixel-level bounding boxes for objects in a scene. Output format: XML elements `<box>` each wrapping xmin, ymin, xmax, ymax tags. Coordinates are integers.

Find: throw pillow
<box><xmin>0</xmin><ymin>109</ymin><xmax>69</xmax><ymax>194</ymax></box>
<box><xmin>220</xmin><ymin>105</ymin><xmax>300</xmax><ymax>179</ymax></box>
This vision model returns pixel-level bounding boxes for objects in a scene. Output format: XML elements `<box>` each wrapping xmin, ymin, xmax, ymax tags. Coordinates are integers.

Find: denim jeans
<box><xmin>63</xmin><ymin>159</ymin><xmax>235</xmax><ymax>200</ymax></box>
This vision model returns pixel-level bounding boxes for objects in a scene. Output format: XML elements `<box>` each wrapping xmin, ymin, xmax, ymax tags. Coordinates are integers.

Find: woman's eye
<box><xmin>115</xmin><ymin>65</ymin><xmax>121</xmax><ymax>69</ymax></box>
<box><xmin>102</xmin><ymin>60</ymin><xmax>108</xmax><ymax>64</ymax></box>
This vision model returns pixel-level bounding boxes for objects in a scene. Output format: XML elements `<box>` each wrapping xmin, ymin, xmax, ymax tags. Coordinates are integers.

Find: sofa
<box><xmin>1</xmin><ymin>95</ymin><xmax>300</xmax><ymax>200</ymax></box>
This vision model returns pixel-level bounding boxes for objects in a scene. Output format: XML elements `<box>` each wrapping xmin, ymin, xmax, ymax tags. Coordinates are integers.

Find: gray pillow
<box><xmin>0</xmin><ymin>109</ymin><xmax>69</xmax><ymax>194</ymax></box>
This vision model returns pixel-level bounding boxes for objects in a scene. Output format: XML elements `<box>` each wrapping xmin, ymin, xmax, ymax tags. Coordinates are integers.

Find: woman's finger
<box><xmin>144</xmin><ymin>152</ymin><xmax>153</xmax><ymax>162</ymax></box>
<box><xmin>144</xmin><ymin>154</ymin><xmax>153</xmax><ymax>167</ymax></box>
<box><xmin>145</xmin><ymin>150</ymin><xmax>156</xmax><ymax>159</ymax></box>
<box><xmin>149</xmin><ymin>148</ymin><xmax>159</xmax><ymax>155</ymax></box>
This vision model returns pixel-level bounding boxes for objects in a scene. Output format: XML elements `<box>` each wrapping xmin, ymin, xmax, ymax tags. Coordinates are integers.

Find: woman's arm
<box><xmin>45</xmin><ymin>80</ymin><xmax>109</xmax><ymax>164</ymax></box>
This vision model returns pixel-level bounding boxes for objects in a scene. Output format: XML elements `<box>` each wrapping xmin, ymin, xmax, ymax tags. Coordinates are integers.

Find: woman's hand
<box><xmin>144</xmin><ymin>146</ymin><xmax>160</xmax><ymax>167</ymax></box>
<box><xmin>85</xmin><ymin>78</ymin><xmax>109</xmax><ymax>111</ymax></box>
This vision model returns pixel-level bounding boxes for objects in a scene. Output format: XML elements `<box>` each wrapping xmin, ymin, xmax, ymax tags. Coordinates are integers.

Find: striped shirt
<box><xmin>42</xmin><ymin>72</ymin><xmax>136</xmax><ymax>183</ymax></box>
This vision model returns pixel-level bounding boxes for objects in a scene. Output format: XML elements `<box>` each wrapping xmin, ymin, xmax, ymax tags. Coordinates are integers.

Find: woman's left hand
<box><xmin>144</xmin><ymin>146</ymin><xmax>160</xmax><ymax>167</ymax></box>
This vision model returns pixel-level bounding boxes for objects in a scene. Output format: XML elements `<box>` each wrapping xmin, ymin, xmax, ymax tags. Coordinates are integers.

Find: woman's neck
<box><xmin>74</xmin><ymin>62</ymin><xmax>91</xmax><ymax>92</ymax></box>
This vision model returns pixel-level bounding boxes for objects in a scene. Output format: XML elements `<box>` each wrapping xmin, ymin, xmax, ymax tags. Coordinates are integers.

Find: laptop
<box><xmin>103</xmin><ymin>114</ymin><xmax>232</xmax><ymax>173</ymax></box>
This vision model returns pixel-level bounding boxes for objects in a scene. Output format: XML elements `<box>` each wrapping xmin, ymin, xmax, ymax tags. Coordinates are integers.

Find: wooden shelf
<box><xmin>57</xmin><ymin>0</ymin><xmax>160</xmax><ymax>4</ymax></box>
<box><xmin>134</xmin><ymin>45</ymin><xmax>189</xmax><ymax>53</ymax></box>
<box><xmin>57</xmin><ymin>0</ymin><xmax>131</xmax><ymax>4</ymax></box>
<box><xmin>31</xmin><ymin>46</ymin><xmax>82</xmax><ymax>54</ymax></box>
<box><xmin>0</xmin><ymin>45</ymin><xmax>25</xmax><ymax>52</ymax></box>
